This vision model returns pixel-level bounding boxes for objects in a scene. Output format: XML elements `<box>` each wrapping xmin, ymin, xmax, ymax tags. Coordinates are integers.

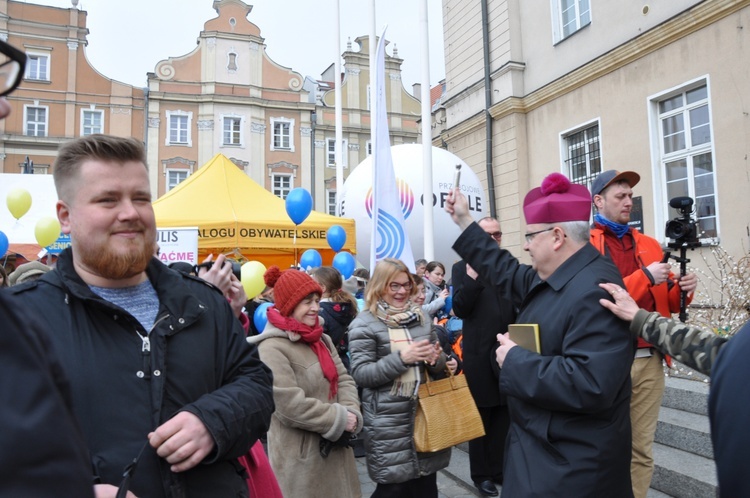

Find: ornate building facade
<box><xmin>438</xmin><ymin>0</ymin><xmax>750</xmax><ymax>263</ymax></box>
<box><xmin>146</xmin><ymin>2</ymin><xmax>421</xmax><ymax>208</ymax></box>
<box><xmin>145</xmin><ymin>0</ymin><xmax>313</xmax><ymax>199</ymax></box>
<box><xmin>0</xmin><ymin>0</ymin><xmax>144</xmax><ymax>175</ymax></box>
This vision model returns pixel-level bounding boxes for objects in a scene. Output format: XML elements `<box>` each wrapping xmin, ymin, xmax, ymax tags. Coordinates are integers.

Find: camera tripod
<box><xmin>663</xmin><ymin>245</ymin><xmax>692</xmax><ymax>323</ymax></box>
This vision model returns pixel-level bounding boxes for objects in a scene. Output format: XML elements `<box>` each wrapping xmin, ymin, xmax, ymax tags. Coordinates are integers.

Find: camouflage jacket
<box><xmin>631</xmin><ymin>309</ymin><xmax>728</xmax><ymax>376</ymax></box>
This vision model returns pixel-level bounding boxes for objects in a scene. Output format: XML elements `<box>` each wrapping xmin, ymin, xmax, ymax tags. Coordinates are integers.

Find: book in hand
<box><xmin>508</xmin><ymin>324</ymin><xmax>541</xmax><ymax>354</ymax></box>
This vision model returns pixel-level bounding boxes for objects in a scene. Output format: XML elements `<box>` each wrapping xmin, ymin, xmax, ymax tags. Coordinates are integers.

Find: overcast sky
<box><xmin>19</xmin><ymin>0</ymin><xmax>446</xmax><ymax>89</ymax></box>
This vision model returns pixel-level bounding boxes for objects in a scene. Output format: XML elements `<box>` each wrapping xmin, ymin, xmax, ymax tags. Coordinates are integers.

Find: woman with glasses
<box><xmin>349</xmin><ymin>258</ymin><xmax>450</xmax><ymax>498</ymax></box>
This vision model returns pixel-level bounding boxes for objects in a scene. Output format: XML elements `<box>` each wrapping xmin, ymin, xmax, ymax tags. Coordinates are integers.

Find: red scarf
<box><xmin>266</xmin><ymin>307</ymin><xmax>339</xmax><ymax>399</ymax></box>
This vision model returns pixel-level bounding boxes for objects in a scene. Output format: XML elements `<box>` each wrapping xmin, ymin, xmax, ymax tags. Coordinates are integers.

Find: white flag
<box><xmin>370</xmin><ymin>28</ymin><xmax>415</xmax><ymax>273</ymax></box>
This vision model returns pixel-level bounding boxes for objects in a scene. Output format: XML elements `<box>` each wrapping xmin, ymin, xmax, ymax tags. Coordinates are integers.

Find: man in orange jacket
<box><xmin>590</xmin><ymin>170</ymin><xmax>698</xmax><ymax>498</ymax></box>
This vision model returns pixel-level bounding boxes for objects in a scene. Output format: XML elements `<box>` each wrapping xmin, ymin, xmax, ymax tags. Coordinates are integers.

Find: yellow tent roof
<box><xmin>152</xmin><ymin>154</ymin><xmax>356</xmax><ymax>267</ymax></box>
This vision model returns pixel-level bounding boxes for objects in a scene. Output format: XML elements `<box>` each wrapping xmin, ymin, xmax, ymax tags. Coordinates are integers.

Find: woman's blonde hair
<box><xmin>365</xmin><ymin>258</ymin><xmax>415</xmax><ymax>313</ymax></box>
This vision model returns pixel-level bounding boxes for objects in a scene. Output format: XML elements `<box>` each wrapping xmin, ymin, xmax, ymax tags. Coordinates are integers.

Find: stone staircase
<box><xmin>650</xmin><ymin>375</ymin><xmax>718</xmax><ymax>498</ymax></box>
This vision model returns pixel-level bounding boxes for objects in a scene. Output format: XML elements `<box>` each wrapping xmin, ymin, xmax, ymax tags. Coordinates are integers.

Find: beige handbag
<box><xmin>413</xmin><ymin>370</ymin><xmax>485</xmax><ymax>452</ymax></box>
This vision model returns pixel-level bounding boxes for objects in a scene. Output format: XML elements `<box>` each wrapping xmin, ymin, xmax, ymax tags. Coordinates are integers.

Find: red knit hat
<box><xmin>263</xmin><ymin>266</ymin><xmax>322</xmax><ymax>316</ymax></box>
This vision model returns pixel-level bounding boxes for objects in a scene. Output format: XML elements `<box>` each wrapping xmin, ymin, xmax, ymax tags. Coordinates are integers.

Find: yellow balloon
<box><xmin>6</xmin><ymin>188</ymin><xmax>32</xmax><ymax>220</ymax></box>
<box><xmin>35</xmin><ymin>217</ymin><xmax>62</xmax><ymax>248</ymax></box>
<box><xmin>241</xmin><ymin>261</ymin><xmax>267</xmax><ymax>299</ymax></box>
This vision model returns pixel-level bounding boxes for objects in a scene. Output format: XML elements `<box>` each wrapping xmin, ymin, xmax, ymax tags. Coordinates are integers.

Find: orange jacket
<box><xmin>591</xmin><ymin>226</ymin><xmax>694</xmax><ymax>346</ymax></box>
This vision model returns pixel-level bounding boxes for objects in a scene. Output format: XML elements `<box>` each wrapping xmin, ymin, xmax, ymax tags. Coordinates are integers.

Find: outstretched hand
<box><xmin>444</xmin><ymin>189</ymin><xmax>474</xmax><ymax>230</ymax></box>
<box><xmin>599</xmin><ymin>282</ymin><xmax>639</xmax><ymax>322</ymax></box>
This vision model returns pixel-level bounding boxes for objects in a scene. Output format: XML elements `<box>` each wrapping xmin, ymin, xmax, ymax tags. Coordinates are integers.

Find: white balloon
<box><xmin>340</xmin><ymin>144</ymin><xmax>488</xmax><ymax>270</ymax></box>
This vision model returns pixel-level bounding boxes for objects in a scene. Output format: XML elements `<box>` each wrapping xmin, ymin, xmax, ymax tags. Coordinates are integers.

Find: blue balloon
<box><xmin>326</xmin><ymin>225</ymin><xmax>347</xmax><ymax>252</ymax></box>
<box><xmin>0</xmin><ymin>230</ymin><xmax>8</xmax><ymax>257</ymax></box>
<box><xmin>300</xmin><ymin>249</ymin><xmax>322</xmax><ymax>271</ymax></box>
<box><xmin>285</xmin><ymin>188</ymin><xmax>313</xmax><ymax>225</ymax></box>
<box><xmin>332</xmin><ymin>251</ymin><xmax>356</xmax><ymax>280</ymax></box>
<box><xmin>253</xmin><ymin>302</ymin><xmax>273</xmax><ymax>333</ymax></box>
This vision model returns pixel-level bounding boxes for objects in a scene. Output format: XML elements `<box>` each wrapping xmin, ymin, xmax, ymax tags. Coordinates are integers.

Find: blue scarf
<box><xmin>595</xmin><ymin>213</ymin><xmax>630</xmax><ymax>239</ymax></box>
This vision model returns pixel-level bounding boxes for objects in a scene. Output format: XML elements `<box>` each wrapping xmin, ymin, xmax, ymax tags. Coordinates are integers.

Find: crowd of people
<box><xmin>2</xmin><ymin>36</ymin><xmax>749</xmax><ymax>498</ymax></box>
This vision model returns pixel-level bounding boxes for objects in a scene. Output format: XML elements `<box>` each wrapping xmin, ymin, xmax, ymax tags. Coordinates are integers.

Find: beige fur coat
<box><xmin>248</xmin><ymin>322</ymin><xmax>363</xmax><ymax>498</ymax></box>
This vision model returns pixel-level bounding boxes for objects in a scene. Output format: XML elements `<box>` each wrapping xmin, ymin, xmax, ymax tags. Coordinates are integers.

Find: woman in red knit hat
<box><xmin>247</xmin><ymin>265</ymin><xmax>363</xmax><ymax>498</ymax></box>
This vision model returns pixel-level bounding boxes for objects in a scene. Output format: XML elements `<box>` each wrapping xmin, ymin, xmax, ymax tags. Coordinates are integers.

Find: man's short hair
<box><xmin>557</xmin><ymin>221</ymin><xmax>590</xmax><ymax>244</ymax></box>
<box><xmin>414</xmin><ymin>258</ymin><xmax>427</xmax><ymax>267</ymax></box>
<box><xmin>53</xmin><ymin>134</ymin><xmax>147</xmax><ymax>202</ymax></box>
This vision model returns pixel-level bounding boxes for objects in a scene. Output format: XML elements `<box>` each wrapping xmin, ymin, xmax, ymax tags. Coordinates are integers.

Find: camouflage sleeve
<box><xmin>631</xmin><ymin>309</ymin><xmax>729</xmax><ymax>376</ymax></box>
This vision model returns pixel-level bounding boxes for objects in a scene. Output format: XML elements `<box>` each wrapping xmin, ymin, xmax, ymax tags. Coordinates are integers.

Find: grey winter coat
<box><xmin>248</xmin><ymin>321</ymin><xmax>363</xmax><ymax>498</ymax></box>
<box><xmin>348</xmin><ymin>310</ymin><xmax>451</xmax><ymax>484</ymax></box>
<box><xmin>421</xmin><ymin>277</ymin><xmax>446</xmax><ymax>319</ymax></box>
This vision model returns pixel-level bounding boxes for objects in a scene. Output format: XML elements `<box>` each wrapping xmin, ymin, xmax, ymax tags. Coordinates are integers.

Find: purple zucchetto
<box><xmin>523</xmin><ymin>173</ymin><xmax>592</xmax><ymax>224</ymax></box>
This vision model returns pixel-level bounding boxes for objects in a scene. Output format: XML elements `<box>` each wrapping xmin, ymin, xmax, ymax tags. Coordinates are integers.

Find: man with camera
<box><xmin>590</xmin><ymin>170</ymin><xmax>698</xmax><ymax>498</ymax></box>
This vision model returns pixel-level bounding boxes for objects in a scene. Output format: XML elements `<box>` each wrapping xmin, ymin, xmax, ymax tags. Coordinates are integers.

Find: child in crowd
<box><xmin>311</xmin><ymin>266</ymin><xmax>359</xmax><ymax>372</ymax></box>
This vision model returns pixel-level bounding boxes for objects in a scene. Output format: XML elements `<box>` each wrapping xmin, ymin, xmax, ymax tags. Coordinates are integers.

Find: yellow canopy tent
<box><xmin>152</xmin><ymin>154</ymin><xmax>356</xmax><ymax>268</ymax></box>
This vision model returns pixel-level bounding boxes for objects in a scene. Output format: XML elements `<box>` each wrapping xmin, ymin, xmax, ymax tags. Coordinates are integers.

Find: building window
<box><xmin>563</xmin><ymin>122</ymin><xmax>600</xmax><ymax>191</ymax></box>
<box><xmin>24</xmin><ymin>105</ymin><xmax>48</xmax><ymax>136</ymax></box>
<box><xmin>272</xmin><ymin>174</ymin><xmax>292</xmax><ymax>199</ymax></box>
<box><xmin>270</xmin><ymin>117</ymin><xmax>294</xmax><ymax>151</ymax></box>
<box><xmin>81</xmin><ymin>109</ymin><xmax>104</xmax><ymax>136</ymax></box>
<box><xmin>166</xmin><ymin>110</ymin><xmax>192</xmax><ymax>146</ymax></box>
<box><xmin>222</xmin><ymin>116</ymin><xmax>242</xmax><ymax>146</ymax></box>
<box><xmin>366</xmin><ymin>140</ymin><xmax>372</xmax><ymax>156</ymax></box>
<box><xmin>326</xmin><ymin>138</ymin><xmax>348</xmax><ymax>168</ymax></box>
<box><xmin>327</xmin><ymin>190</ymin><xmax>337</xmax><ymax>215</ymax></box>
<box><xmin>655</xmin><ymin>82</ymin><xmax>717</xmax><ymax>241</ymax></box>
<box><xmin>551</xmin><ymin>0</ymin><xmax>591</xmax><ymax>42</ymax></box>
<box><xmin>227</xmin><ymin>52</ymin><xmax>238</xmax><ymax>72</ymax></box>
<box><xmin>25</xmin><ymin>53</ymin><xmax>50</xmax><ymax>81</ymax></box>
<box><xmin>166</xmin><ymin>169</ymin><xmax>189</xmax><ymax>191</ymax></box>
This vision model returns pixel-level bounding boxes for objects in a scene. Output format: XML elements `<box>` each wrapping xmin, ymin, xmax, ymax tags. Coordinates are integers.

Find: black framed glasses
<box><xmin>524</xmin><ymin>227</ymin><xmax>555</xmax><ymax>243</ymax></box>
<box><xmin>388</xmin><ymin>281</ymin><xmax>413</xmax><ymax>292</ymax></box>
<box><xmin>0</xmin><ymin>40</ymin><xmax>27</xmax><ymax>97</ymax></box>
<box><xmin>489</xmin><ymin>231</ymin><xmax>503</xmax><ymax>240</ymax></box>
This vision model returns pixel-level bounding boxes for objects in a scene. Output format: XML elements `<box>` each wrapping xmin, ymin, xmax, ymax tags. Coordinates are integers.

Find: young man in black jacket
<box><xmin>7</xmin><ymin>134</ymin><xmax>274</xmax><ymax>497</ymax></box>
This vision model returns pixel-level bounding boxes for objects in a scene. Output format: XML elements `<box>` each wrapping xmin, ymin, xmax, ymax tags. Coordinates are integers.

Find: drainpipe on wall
<box><xmin>142</xmin><ymin>87</ymin><xmax>149</xmax><ymax>152</ymax></box>
<box><xmin>481</xmin><ymin>0</ymin><xmax>497</xmax><ymax>218</ymax></box>
<box><xmin>310</xmin><ymin>111</ymin><xmax>317</xmax><ymax>207</ymax></box>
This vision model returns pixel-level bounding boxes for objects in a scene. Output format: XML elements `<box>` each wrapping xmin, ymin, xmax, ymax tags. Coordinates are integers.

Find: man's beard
<box><xmin>76</xmin><ymin>232</ymin><xmax>155</xmax><ymax>280</ymax></box>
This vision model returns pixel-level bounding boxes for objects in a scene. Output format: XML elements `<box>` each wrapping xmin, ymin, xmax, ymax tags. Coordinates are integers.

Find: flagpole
<box><xmin>419</xmin><ymin>0</ymin><xmax>434</xmax><ymax>262</ymax></box>
<box><xmin>369</xmin><ymin>1</ymin><xmax>377</xmax><ymax>272</ymax></box>
<box><xmin>369</xmin><ymin>0</ymin><xmax>376</xmax><ymax>164</ymax></box>
<box><xmin>371</xmin><ymin>28</ymin><xmax>416</xmax><ymax>273</ymax></box>
<box><xmin>334</xmin><ymin>0</ymin><xmax>344</xmax><ymax>216</ymax></box>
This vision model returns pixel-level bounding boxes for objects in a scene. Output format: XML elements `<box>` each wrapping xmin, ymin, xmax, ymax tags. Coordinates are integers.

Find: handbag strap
<box><xmin>422</xmin><ymin>365</ymin><xmax>454</xmax><ymax>384</ymax></box>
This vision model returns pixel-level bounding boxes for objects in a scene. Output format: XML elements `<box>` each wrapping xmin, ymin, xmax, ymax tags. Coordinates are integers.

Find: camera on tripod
<box><xmin>665</xmin><ymin>196</ymin><xmax>701</xmax><ymax>249</ymax></box>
